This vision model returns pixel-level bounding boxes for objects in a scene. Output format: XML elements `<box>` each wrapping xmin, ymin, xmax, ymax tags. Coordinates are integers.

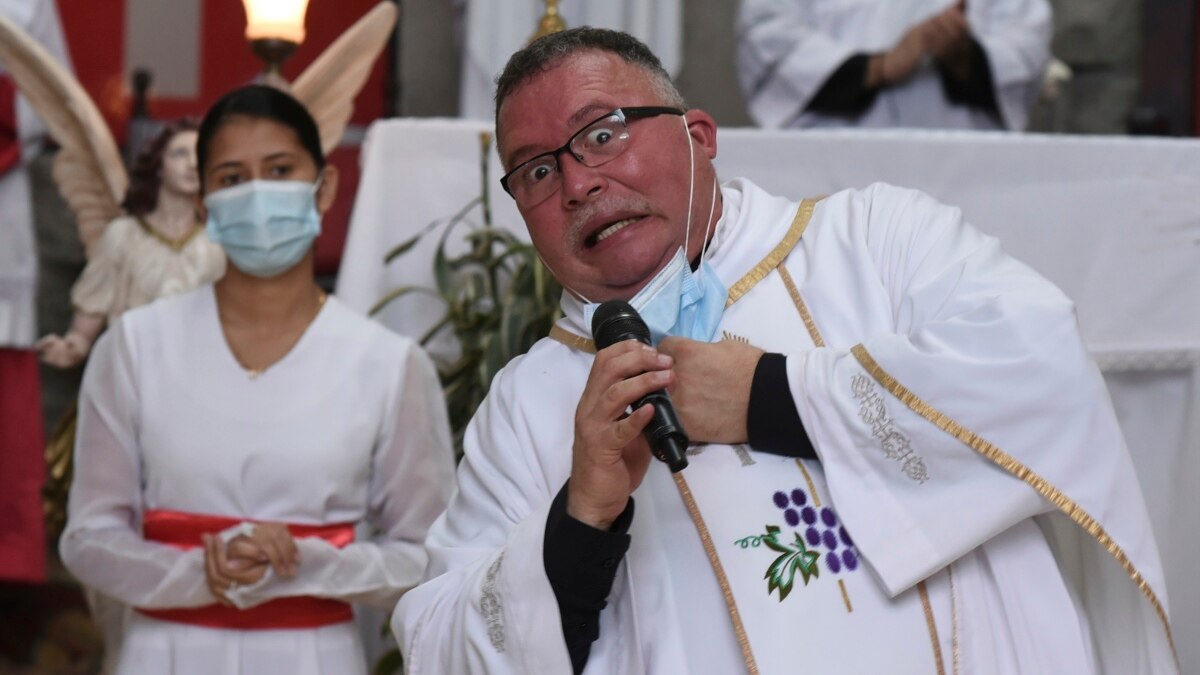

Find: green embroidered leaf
<box><xmin>758</xmin><ymin>526</ymin><xmax>820</xmax><ymax>601</ymax></box>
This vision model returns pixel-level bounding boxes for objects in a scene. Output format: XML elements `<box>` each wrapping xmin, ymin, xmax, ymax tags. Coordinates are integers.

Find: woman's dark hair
<box><xmin>121</xmin><ymin>118</ymin><xmax>199</xmax><ymax>216</ymax></box>
<box><xmin>196</xmin><ymin>85</ymin><xmax>325</xmax><ymax>191</ymax></box>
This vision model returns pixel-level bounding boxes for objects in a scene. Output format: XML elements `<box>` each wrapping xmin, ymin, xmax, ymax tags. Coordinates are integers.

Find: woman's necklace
<box><xmin>242</xmin><ymin>290</ymin><xmax>328</xmax><ymax>380</ymax></box>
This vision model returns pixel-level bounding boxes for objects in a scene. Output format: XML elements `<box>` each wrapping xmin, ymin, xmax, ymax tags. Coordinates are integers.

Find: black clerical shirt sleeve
<box><xmin>806</xmin><ymin>54</ymin><xmax>878</xmax><ymax>117</ymax></box>
<box><xmin>937</xmin><ymin>37</ymin><xmax>1000</xmax><ymax>118</ymax></box>
<box><xmin>807</xmin><ymin>39</ymin><xmax>1000</xmax><ymax>122</ymax></box>
<box><xmin>544</xmin><ymin>482</ymin><xmax>633</xmax><ymax>675</ymax></box>
<box><xmin>748</xmin><ymin>353</ymin><xmax>817</xmax><ymax>460</ymax></box>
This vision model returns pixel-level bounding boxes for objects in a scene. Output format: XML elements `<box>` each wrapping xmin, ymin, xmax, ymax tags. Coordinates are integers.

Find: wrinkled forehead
<box><xmin>496</xmin><ymin>51</ymin><xmax>661</xmax><ymax>167</ymax></box>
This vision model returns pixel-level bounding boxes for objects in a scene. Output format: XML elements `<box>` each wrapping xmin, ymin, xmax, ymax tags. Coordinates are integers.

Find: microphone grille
<box><xmin>591</xmin><ymin>300</ymin><xmax>650</xmax><ymax>350</ymax></box>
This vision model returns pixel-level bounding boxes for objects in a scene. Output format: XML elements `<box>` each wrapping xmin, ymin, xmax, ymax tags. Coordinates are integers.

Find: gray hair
<box><xmin>494</xmin><ymin>27</ymin><xmax>686</xmax><ymax>142</ymax></box>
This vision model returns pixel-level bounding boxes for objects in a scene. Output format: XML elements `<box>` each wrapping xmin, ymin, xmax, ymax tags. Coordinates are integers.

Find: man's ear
<box><xmin>315</xmin><ymin>165</ymin><xmax>340</xmax><ymax>215</ymax></box>
<box><xmin>684</xmin><ymin>109</ymin><xmax>718</xmax><ymax>160</ymax></box>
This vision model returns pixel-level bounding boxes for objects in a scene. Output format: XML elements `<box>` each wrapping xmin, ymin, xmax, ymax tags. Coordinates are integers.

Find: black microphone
<box><xmin>591</xmin><ymin>300</ymin><xmax>689</xmax><ymax>473</ymax></box>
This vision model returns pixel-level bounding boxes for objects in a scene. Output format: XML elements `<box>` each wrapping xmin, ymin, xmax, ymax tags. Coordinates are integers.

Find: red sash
<box><xmin>137</xmin><ymin>509</ymin><xmax>355</xmax><ymax>630</ymax></box>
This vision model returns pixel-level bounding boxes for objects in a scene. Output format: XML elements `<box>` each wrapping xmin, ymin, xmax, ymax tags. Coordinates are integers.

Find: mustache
<box><xmin>567</xmin><ymin>195</ymin><xmax>655</xmax><ymax>249</ymax></box>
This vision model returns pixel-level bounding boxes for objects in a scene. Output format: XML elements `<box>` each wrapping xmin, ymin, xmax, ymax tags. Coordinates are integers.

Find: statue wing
<box><xmin>291</xmin><ymin>1</ymin><xmax>397</xmax><ymax>156</ymax></box>
<box><xmin>0</xmin><ymin>13</ymin><xmax>126</xmax><ymax>255</ymax></box>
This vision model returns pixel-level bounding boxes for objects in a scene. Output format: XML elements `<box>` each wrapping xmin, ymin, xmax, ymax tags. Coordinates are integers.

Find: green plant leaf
<box><xmin>367</xmin><ymin>285</ymin><xmax>443</xmax><ymax>317</ymax></box>
<box><xmin>374</xmin><ymin>143</ymin><xmax>561</xmax><ymax>463</ymax></box>
<box><xmin>372</xmin><ymin>648</ymin><xmax>403</xmax><ymax>675</ymax></box>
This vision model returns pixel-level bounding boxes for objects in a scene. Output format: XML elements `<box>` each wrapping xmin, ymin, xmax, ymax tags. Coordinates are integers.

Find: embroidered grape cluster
<box><xmin>772</xmin><ymin>488</ymin><xmax>860</xmax><ymax>575</ymax></box>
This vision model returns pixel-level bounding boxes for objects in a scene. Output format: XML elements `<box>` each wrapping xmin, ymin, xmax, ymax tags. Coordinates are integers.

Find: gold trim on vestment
<box><xmin>849</xmin><ymin>343</ymin><xmax>1177</xmax><ymax>659</ymax></box>
<box><xmin>777</xmin><ymin>265</ymin><xmax>825</xmax><ymax>348</ymax></box>
<box><xmin>673</xmin><ymin>473</ymin><xmax>760</xmax><ymax>675</ymax></box>
<box><xmin>136</xmin><ymin>217</ymin><xmax>203</xmax><ymax>253</ymax></box>
<box><xmin>547</xmin><ymin>197</ymin><xmax>824</xmax><ymax>352</ymax></box>
<box><xmin>949</xmin><ymin>565</ymin><xmax>960</xmax><ymax>675</ymax></box>
<box><xmin>837</xmin><ymin>579</ymin><xmax>853</xmax><ymax>614</ymax></box>
<box><xmin>918</xmin><ymin>580</ymin><xmax>947</xmax><ymax>675</ymax></box>
<box><xmin>725</xmin><ymin>198</ymin><xmax>820</xmax><ymax>307</ymax></box>
<box><xmin>795</xmin><ymin>459</ymin><xmax>822</xmax><ymax>508</ymax></box>
<box><xmin>548</xmin><ymin>324</ymin><xmax>595</xmax><ymax>353</ymax></box>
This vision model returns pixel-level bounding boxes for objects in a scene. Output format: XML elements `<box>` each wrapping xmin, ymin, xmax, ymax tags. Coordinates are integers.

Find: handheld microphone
<box><xmin>591</xmin><ymin>300</ymin><xmax>689</xmax><ymax>472</ymax></box>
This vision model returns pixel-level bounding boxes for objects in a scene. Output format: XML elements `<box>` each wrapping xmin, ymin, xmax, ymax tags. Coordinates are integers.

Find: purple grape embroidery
<box><xmin>769</xmin><ymin>487</ymin><xmax>860</xmax><ymax>578</ymax></box>
<box><xmin>737</xmin><ymin>485</ymin><xmax>863</xmax><ymax>601</ymax></box>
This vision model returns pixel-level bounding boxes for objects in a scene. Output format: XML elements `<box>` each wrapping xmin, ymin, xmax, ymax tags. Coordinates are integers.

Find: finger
<box><xmin>203</xmin><ymin>535</ymin><xmax>234</xmax><ymax>604</ymax></box>
<box><xmin>268</xmin><ymin>527</ymin><xmax>298</xmax><ymax>577</ymax></box>
<box><xmin>256</xmin><ymin>533</ymin><xmax>287</xmax><ymax>578</ymax></box>
<box><xmin>590</xmin><ymin>346</ymin><xmax>673</xmax><ymax>404</ymax></box>
<box><xmin>211</xmin><ymin>531</ymin><xmax>237</xmax><ymax>579</ymax></box>
<box><xmin>257</xmin><ymin>527</ymin><xmax>294</xmax><ymax>578</ymax></box>
<box><xmin>611</xmin><ymin>402</ymin><xmax>657</xmax><ymax>448</ymax></box>
<box><xmin>229</xmin><ymin>536</ymin><xmax>269</xmax><ymax>563</ymax></box>
<box><xmin>600</xmin><ymin>368</ymin><xmax>675</xmax><ymax>422</ymax></box>
<box><xmin>928</xmin><ymin>17</ymin><xmax>955</xmax><ymax>43</ymax></box>
<box><xmin>591</xmin><ymin>342</ymin><xmax>671</xmax><ymax>386</ymax></box>
<box><xmin>226</xmin><ymin>562</ymin><xmax>269</xmax><ymax>585</ymax></box>
<box><xmin>655</xmin><ymin>336</ymin><xmax>690</xmax><ymax>358</ymax></box>
<box><xmin>277</xmin><ymin>529</ymin><xmax>299</xmax><ymax>576</ymax></box>
<box><xmin>938</xmin><ymin>11</ymin><xmax>968</xmax><ymax>38</ymax></box>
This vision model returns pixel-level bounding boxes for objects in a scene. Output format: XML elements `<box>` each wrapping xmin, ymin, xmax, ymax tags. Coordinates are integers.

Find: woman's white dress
<box><xmin>61</xmin><ymin>284</ymin><xmax>457</xmax><ymax>675</ymax></box>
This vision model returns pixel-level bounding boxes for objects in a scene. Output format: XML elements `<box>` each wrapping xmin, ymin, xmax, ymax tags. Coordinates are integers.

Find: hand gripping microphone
<box><xmin>591</xmin><ymin>300</ymin><xmax>689</xmax><ymax>472</ymax></box>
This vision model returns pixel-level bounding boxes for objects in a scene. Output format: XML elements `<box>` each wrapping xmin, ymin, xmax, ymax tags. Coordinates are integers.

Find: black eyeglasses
<box><xmin>499</xmin><ymin>106</ymin><xmax>685</xmax><ymax>207</ymax></box>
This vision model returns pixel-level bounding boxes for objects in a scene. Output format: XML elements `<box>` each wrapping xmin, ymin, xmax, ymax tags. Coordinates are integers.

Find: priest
<box><xmin>394</xmin><ymin>27</ymin><xmax>1175</xmax><ymax>675</ymax></box>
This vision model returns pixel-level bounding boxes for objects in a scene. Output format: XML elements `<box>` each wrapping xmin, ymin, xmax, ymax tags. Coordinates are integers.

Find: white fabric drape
<box><xmin>458</xmin><ymin>0</ymin><xmax>681</xmax><ymax>121</ymax></box>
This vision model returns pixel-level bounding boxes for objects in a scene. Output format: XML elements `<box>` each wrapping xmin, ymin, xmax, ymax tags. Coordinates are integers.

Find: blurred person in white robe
<box><xmin>456</xmin><ymin>0</ymin><xmax>680</xmax><ymax>120</ymax></box>
<box><xmin>736</xmin><ymin>0</ymin><xmax>1051</xmax><ymax>131</ymax></box>
<box><xmin>393</xmin><ymin>27</ymin><xmax>1175</xmax><ymax>675</ymax></box>
<box><xmin>0</xmin><ymin>0</ymin><xmax>71</xmax><ymax>587</ymax></box>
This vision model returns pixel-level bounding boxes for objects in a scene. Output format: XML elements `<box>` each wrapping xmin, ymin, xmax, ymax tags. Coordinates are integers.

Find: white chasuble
<box><xmin>395</xmin><ymin>179</ymin><xmax>1175</xmax><ymax>675</ymax></box>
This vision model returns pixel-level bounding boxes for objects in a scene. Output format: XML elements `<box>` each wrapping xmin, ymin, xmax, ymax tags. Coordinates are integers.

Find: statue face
<box><xmin>161</xmin><ymin>130</ymin><xmax>199</xmax><ymax>197</ymax></box>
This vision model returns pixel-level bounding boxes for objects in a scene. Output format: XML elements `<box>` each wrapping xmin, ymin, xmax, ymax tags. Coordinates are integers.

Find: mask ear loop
<box><xmin>695</xmin><ymin>175</ymin><xmax>718</xmax><ymax>284</ymax></box>
<box><xmin>536</xmin><ymin>251</ymin><xmax>593</xmax><ymax>304</ymax></box>
<box><xmin>682</xmin><ymin>114</ymin><xmax>696</xmax><ymax>262</ymax></box>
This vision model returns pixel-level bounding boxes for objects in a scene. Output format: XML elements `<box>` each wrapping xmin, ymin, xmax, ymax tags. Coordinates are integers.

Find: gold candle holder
<box><xmin>531</xmin><ymin>0</ymin><xmax>567</xmax><ymax>43</ymax></box>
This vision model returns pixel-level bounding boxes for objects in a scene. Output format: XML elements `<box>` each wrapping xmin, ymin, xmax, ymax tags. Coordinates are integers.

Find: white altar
<box><xmin>337</xmin><ymin>119</ymin><xmax>1200</xmax><ymax>672</ymax></box>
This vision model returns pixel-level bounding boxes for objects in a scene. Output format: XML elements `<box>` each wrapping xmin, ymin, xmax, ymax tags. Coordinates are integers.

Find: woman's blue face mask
<box><xmin>204</xmin><ymin>178</ymin><xmax>322</xmax><ymax>278</ymax></box>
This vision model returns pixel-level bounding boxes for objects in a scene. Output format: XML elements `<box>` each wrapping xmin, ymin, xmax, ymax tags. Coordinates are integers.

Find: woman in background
<box><xmin>60</xmin><ymin>85</ymin><xmax>456</xmax><ymax>674</ymax></box>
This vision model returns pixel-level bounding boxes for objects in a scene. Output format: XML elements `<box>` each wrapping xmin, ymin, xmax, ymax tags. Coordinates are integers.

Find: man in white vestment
<box><xmin>393</xmin><ymin>28</ymin><xmax>1176</xmax><ymax>674</ymax></box>
<box><xmin>736</xmin><ymin>0</ymin><xmax>1051</xmax><ymax>131</ymax></box>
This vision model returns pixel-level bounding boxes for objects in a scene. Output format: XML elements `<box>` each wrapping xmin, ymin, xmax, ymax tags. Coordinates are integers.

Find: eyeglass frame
<box><xmin>499</xmin><ymin>106</ymin><xmax>686</xmax><ymax>204</ymax></box>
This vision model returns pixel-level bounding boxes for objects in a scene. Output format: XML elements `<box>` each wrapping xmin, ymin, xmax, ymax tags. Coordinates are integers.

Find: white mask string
<box><xmin>680</xmin><ymin>114</ymin><xmax>718</xmax><ymax>284</ymax></box>
<box><xmin>682</xmin><ymin>114</ymin><xmax>696</xmax><ymax>262</ymax></box>
<box><xmin>696</xmin><ymin>175</ymin><xmax>718</xmax><ymax>284</ymax></box>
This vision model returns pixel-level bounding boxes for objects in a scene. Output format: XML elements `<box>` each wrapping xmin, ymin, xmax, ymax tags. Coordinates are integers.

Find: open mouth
<box><xmin>584</xmin><ymin>216</ymin><xmax>645</xmax><ymax>248</ymax></box>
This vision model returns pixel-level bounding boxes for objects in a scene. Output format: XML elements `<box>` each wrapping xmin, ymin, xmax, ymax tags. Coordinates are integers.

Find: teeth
<box><xmin>596</xmin><ymin>218</ymin><xmax>637</xmax><ymax>242</ymax></box>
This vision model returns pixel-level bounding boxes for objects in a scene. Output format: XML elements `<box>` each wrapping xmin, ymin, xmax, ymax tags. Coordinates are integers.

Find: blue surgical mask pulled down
<box><xmin>585</xmin><ymin>246</ymin><xmax>727</xmax><ymax>345</ymax></box>
<box><xmin>204</xmin><ymin>179</ymin><xmax>322</xmax><ymax>278</ymax></box>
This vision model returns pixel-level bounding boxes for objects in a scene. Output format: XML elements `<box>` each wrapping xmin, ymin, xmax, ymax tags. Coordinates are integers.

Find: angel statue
<box><xmin>36</xmin><ymin>119</ymin><xmax>224</xmax><ymax>367</ymax></box>
<box><xmin>0</xmin><ymin>1</ymin><xmax>398</xmax><ymax>368</ymax></box>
